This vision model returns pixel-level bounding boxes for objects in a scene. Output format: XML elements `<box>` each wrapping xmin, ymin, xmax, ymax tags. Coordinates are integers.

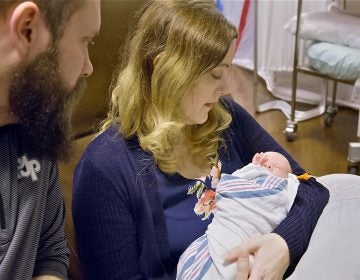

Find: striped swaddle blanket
<box><xmin>177</xmin><ymin>163</ymin><xmax>299</xmax><ymax>280</ymax></box>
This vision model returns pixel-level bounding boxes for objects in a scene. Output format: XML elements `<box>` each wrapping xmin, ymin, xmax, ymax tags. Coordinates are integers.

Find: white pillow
<box><xmin>284</xmin><ymin>9</ymin><xmax>360</xmax><ymax>49</ymax></box>
<box><xmin>287</xmin><ymin>174</ymin><xmax>360</xmax><ymax>280</ymax></box>
<box><xmin>307</xmin><ymin>42</ymin><xmax>360</xmax><ymax>81</ymax></box>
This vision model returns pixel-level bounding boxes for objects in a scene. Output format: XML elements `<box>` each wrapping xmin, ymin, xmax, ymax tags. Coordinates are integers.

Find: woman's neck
<box><xmin>176</xmin><ymin>145</ymin><xmax>210</xmax><ymax>179</ymax></box>
<box><xmin>177</xmin><ymin>160</ymin><xmax>209</xmax><ymax>179</ymax></box>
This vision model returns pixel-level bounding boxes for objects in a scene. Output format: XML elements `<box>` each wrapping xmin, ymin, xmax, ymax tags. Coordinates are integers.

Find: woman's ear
<box><xmin>8</xmin><ymin>2</ymin><xmax>44</xmax><ymax>56</ymax></box>
<box><xmin>153</xmin><ymin>52</ymin><xmax>163</xmax><ymax>67</ymax></box>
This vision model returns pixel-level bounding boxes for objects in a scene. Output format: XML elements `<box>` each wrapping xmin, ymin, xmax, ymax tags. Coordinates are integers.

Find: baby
<box><xmin>177</xmin><ymin>151</ymin><xmax>300</xmax><ymax>280</ymax></box>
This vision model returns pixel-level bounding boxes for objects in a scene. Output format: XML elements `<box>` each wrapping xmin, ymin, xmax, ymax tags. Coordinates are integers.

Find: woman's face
<box><xmin>180</xmin><ymin>40</ymin><xmax>236</xmax><ymax>125</ymax></box>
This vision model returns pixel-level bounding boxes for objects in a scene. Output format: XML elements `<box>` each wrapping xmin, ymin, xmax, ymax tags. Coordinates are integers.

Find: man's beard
<box><xmin>9</xmin><ymin>47</ymin><xmax>86</xmax><ymax>162</ymax></box>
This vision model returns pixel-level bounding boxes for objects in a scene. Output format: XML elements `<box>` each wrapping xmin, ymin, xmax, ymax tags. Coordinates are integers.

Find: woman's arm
<box><xmin>72</xmin><ymin>157</ymin><xmax>143</xmax><ymax>280</ymax></box>
<box><xmin>223</xmin><ymin>98</ymin><xmax>330</xmax><ymax>277</ymax></box>
<box><xmin>273</xmin><ymin>177</ymin><xmax>329</xmax><ymax>277</ymax></box>
<box><xmin>226</xmin><ymin>178</ymin><xmax>329</xmax><ymax>279</ymax></box>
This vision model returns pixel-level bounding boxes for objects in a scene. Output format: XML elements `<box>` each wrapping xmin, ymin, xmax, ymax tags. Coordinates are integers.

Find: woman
<box><xmin>72</xmin><ymin>1</ymin><xmax>329</xmax><ymax>279</ymax></box>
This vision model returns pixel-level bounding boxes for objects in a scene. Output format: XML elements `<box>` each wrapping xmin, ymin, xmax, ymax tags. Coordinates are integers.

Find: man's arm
<box><xmin>33</xmin><ymin>163</ymin><xmax>70</xmax><ymax>279</ymax></box>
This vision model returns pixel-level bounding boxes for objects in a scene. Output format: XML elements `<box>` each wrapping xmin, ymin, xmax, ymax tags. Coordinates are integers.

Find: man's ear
<box><xmin>9</xmin><ymin>2</ymin><xmax>43</xmax><ymax>56</ymax></box>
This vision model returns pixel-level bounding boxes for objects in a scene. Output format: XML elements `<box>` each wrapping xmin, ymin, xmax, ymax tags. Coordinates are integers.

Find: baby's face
<box><xmin>252</xmin><ymin>152</ymin><xmax>291</xmax><ymax>178</ymax></box>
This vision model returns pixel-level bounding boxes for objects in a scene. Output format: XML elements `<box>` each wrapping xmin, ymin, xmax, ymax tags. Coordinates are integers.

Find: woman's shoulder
<box><xmin>220</xmin><ymin>96</ymin><xmax>257</xmax><ymax>129</ymax></box>
<box><xmin>220</xmin><ymin>96</ymin><xmax>238</xmax><ymax>109</ymax></box>
<box><xmin>220</xmin><ymin>96</ymin><xmax>254</xmax><ymax>119</ymax></box>
<box><xmin>83</xmin><ymin>126</ymin><xmax>127</xmax><ymax>155</ymax></box>
<box><xmin>78</xmin><ymin>126</ymin><xmax>144</xmax><ymax>174</ymax></box>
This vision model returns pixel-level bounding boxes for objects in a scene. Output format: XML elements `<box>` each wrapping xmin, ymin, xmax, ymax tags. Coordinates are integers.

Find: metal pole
<box><xmin>253</xmin><ymin>0</ymin><xmax>259</xmax><ymax>111</ymax></box>
<box><xmin>290</xmin><ymin>0</ymin><xmax>302</xmax><ymax>121</ymax></box>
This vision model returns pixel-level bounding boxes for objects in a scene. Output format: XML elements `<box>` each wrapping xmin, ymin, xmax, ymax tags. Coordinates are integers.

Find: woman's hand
<box><xmin>224</xmin><ymin>233</ymin><xmax>290</xmax><ymax>280</ymax></box>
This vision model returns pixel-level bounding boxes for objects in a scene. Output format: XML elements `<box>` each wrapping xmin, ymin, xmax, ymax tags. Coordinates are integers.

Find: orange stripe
<box><xmin>297</xmin><ymin>173</ymin><xmax>312</xmax><ymax>181</ymax></box>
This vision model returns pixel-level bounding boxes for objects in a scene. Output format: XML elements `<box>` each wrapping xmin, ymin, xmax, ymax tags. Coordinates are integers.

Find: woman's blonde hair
<box><xmin>102</xmin><ymin>0</ymin><xmax>238</xmax><ymax>173</ymax></box>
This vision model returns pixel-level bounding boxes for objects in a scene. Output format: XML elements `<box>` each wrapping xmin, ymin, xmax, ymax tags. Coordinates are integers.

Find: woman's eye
<box><xmin>211</xmin><ymin>73</ymin><xmax>222</xmax><ymax>80</ymax></box>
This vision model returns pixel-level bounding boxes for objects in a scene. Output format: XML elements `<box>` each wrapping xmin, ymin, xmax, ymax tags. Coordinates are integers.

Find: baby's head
<box><xmin>252</xmin><ymin>151</ymin><xmax>292</xmax><ymax>178</ymax></box>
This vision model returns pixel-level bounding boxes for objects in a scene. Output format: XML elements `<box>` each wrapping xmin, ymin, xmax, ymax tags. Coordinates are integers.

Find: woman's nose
<box><xmin>219</xmin><ymin>76</ymin><xmax>231</xmax><ymax>96</ymax></box>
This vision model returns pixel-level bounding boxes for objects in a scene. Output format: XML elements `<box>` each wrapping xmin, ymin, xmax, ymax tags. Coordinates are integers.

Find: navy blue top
<box><xmin>72</xmin><ymin>98</ymin><xmax>329</xmax><ymax>279</ymax></box>
<box><xmin>157</xmin><ymin>171</ymin><xmax>211</xmax><ymax>262</ymax></box>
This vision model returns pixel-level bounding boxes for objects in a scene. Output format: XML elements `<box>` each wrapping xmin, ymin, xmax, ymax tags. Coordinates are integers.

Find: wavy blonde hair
<box><xmin>102</xmin><ymin>0</ymin><xmax>238</xmax><ymax>173</ymax></box>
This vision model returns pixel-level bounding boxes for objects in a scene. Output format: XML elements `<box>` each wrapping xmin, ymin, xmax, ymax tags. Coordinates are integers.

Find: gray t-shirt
<box><xmin>0</xmin><ymin>124</ymin><xmax>69</xmax><ymax>279</ymax></box>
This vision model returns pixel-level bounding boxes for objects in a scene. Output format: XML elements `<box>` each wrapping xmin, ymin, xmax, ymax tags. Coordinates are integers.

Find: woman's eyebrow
<box><xmin>218</xmin><ymin>63</ymin><xmax>230</xmax><ymax>68</ymax></box>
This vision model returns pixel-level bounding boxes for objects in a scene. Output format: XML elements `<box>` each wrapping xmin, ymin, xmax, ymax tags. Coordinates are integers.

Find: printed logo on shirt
<box><xmin>17</xmin><ymin>155</ymin><xmax>41</xmax><ymax>182</ymax></box>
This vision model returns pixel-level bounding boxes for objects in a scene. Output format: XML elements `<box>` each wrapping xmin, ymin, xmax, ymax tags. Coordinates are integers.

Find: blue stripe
<box><xmin>196</xmin><ymin>255</ymin><xmax>213</xmax><ymax>279</ymax></box>
<box><xmin>254</xmin><ymin>175</ymin><xmax>267</xmax><ymax>184</ymax></box>
<box><xmin>254</xmin><ymin>175</ymin><xmax>288</xmax><ymax>189</ymax></box>
<box><xmin>218</xmin><ymin>186</ymin><xmax>286</xmax><ymax>199</ymax></box>
<box><xmin>177</xmin><ymin>235</ymin><xmax>208</xmax><ymax>279</ymax></box>
<box><xmin>218</xmin><ymin>174</ymin><xmax>288</xmax><ymax>195</ymax></box>
<box><xmin>220</xmin><ymin>174</ymin><xmax>286</xmax><ymax>185</ymax></box>
<box><xmin>220</xmin><ymin>174</ymin><xmax>242</xmax><ymax>181</ymax></box>
<box><xmin>216</xmin><ymin>0</ymin><xmax>223</xmax><ymax>12</ymax></box>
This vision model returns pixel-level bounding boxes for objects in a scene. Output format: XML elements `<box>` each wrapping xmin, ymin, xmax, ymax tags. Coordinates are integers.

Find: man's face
<box><xmin>9</xmin><ymin>45</ymin><xmax>85</xmax><ymax>162</ymax></box>
<box><xmin>8</xmin><ymin>0</ymin><xmax>101</xmax><ymax>161</ymax></box>
<box><xmin>57</xmin><ymin>0</ymin><xmax>101</xmax><ymax>90</ymax></box>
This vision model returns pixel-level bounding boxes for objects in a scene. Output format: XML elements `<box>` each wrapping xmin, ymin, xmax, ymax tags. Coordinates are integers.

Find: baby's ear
<box><xmin>252</xmin><ymin>153</ymin><xmax>260</xmax><ymax>164</ymax></box>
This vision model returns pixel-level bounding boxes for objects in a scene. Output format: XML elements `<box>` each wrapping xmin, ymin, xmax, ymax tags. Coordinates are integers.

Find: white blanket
<box><xmin>177</xmin><ymin>164</ymin><xmax>299</xmax><ymax>280</ymax></box>
<box><xmin>206</xmin><ymin>164</ymin><xmax>299</xmax><ymax>279</ymax></box>
<box><xmin>288</xmin><ymin>174</ymin><xmax>360</xmax><ymax>280</ymax></box>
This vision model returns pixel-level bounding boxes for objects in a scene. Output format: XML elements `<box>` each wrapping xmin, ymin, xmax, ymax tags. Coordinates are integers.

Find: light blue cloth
<box><xmin>307</xmin><ymin>42</ymin><xmax>360</xmax><ymax>81</ymax></box>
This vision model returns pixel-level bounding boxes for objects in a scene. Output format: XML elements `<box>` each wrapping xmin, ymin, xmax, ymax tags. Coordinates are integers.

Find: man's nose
<box><xmin>82</xmin><ymin>55</ymin><xmax>94</xmax><ymax>78</ymax></box>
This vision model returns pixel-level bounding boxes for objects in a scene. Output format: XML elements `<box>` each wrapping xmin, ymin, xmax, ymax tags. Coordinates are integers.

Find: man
<box><xmin>0</xmin><ymin>0</ymin><xmax>101</xmax><ymax>279</ymax></box>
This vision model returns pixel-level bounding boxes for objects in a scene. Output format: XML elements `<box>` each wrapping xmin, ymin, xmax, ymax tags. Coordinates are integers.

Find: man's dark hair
<box><xmin>0</xmin><ymin>0</ymin><xmax>84</xmax><ymax>41</ymax></box>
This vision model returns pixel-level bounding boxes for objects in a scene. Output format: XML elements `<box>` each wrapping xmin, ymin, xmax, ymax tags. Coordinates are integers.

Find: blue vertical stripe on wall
<box><xmin>216</xmin><ymin>0</ymin><xmax>223</xmax><ymax>12</ymax></box>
